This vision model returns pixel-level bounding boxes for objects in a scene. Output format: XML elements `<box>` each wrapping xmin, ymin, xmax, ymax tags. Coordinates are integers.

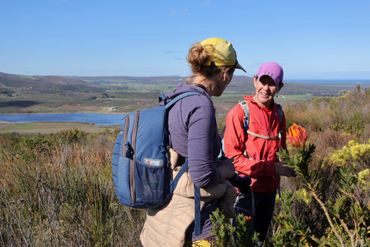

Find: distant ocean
<box><xmin>286</xmin><ymin>79</ymin><xmax>370</xmax><ymax>84</ymax></box>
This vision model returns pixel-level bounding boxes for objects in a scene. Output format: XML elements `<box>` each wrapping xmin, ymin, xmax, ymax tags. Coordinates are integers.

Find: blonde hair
<box><xmin>187</xmin><ymin>43</ymin><xmax>224</xmax><ymax>77</ymax></box>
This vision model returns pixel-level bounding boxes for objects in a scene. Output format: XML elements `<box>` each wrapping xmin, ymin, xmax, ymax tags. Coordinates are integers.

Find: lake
<box><xmin>0</xmin><ymin>113</ymin><xmax>124</xmax><ymax>126</ymax></box>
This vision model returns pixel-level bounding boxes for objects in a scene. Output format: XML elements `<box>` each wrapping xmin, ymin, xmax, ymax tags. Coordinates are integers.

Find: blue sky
<box><xmin>1</xmin><ymin>0</ymin><xmax>370</xmax><ymax>80</ymax></box>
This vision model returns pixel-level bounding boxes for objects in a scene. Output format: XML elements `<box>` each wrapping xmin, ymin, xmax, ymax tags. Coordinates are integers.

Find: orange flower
<box><xmin>287</xmin><ymin>123</ymin><xmax>308</xmax><ymax>147</ymax></box>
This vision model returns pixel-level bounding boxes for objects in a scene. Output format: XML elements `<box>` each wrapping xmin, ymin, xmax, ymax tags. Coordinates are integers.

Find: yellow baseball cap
<box><xmin>200</xmin><ymin>37</ymin><xmax>246</xmax><ymax>73</ymax></box>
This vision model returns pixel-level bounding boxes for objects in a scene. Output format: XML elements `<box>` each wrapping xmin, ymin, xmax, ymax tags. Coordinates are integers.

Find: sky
<box><xmin>1</xmin><ymin>0</ymin><xmax>370</xmax><ymax>80</ymax></box>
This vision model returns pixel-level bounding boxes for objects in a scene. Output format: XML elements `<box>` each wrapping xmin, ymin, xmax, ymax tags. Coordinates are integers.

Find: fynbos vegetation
<box><xmin>0</xmin><ymin>130</ymin><xmax>144</xmax><ymax>247</ymax></box>
<box><xmin>1</xmin><ymin>87</ymin><xmax>369</xmax><ymax>246</ymax></box>
<box><xmin>270</xmin><ymin>88</ymin><xmax>369</xmax><ymax>246</ymax></box>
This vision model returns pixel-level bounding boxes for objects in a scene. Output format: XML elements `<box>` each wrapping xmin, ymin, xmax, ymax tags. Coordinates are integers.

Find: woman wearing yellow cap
<box><xmin>140</xmin><ymin>38</ymin><xmax>246</xmax><ymax>247</ymax></box>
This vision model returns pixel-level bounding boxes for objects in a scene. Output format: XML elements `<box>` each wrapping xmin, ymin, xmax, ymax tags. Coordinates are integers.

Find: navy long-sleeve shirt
<box><xmin>167</xmin><ymin>83</ymin><xmax>221</xmax><ymax>188</ymax></box>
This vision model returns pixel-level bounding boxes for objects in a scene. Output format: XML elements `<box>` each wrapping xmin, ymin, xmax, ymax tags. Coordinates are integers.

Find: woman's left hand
<box><xmin>218</xmin><ymin>158</ymin><xmax>235</xmax><ymax>180</ymax></box>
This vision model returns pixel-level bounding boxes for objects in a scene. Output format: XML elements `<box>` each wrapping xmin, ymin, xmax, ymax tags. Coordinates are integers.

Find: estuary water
<box><xmin>0</xmin><ymin>113</ymin><xmax>124</xmax><ymax>126</ymax></box>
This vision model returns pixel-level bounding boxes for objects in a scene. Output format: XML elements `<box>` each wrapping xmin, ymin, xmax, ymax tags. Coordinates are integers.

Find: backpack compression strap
<box><xmin>239</xmin><ymin>100</ymin><xmax>284</xmax><ymax>140</ymax></box>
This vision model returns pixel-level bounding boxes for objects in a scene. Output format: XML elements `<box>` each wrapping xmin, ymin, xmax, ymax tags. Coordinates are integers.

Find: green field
<box><xmin>0</xmin><ymin>122</ymin><xmax>114</xmax><ymax>134</ymax></box>
<box><xmin>1</xmin><ymin>72</ymin><xmax>368</xmax><ymax>114</ymax></box>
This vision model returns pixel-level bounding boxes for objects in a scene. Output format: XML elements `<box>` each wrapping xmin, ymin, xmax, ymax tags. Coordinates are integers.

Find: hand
<box><xmin>229</xmin><ymin>174</ymin><xmax>251</xmax><ymax>194</ymax></box>
<box><xmin>218</xmin><ymin>158</ymin><xmax>235</xmax><ymax>180</ymax></box>
<box><xmin>275</xmin><ymin>162</ymin><xmax>296</xmax><ymax>177</ymax></box>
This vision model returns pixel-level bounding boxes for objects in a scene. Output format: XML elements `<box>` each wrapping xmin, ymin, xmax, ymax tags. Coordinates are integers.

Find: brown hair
<box><xmin>187</xmin><ymin>43</ymin><xmax>222</xmax><ymax>77</ymax></box>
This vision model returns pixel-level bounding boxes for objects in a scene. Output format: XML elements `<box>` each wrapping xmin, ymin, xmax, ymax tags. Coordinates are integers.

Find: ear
<box><xmin>221</xmin><ymin>69</ymin><xmax>229</xmax><ymax>82</ymax></box>
<box><xmin>253</xmin><ymin>76</ymin><xmax>258</xmax><ymax>87</ymax></box>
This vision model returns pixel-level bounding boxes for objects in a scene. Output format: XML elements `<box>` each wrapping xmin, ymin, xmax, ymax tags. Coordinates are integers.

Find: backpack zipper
<box><xmin>122</xmin><ymin>115</ymin><xmax>129</xmax><ymax>157</ymax></box>
<box><xmin>130</xmin><ymin>111</ymin><xmax>140</xmax><ymax>205</ymax></box>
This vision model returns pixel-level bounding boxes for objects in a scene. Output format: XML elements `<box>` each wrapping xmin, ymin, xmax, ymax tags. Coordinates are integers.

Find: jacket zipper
<box><xmin>130</xmin><ymin>111</ymin><xmax>140</xmax><ymax>205</ymax></box>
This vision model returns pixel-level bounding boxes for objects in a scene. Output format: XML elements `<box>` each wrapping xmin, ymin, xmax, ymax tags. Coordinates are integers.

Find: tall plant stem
<box><xmin>308</xmin><ymin>185</ymin><xmax>345</xmax><ymax>247</ymax></box>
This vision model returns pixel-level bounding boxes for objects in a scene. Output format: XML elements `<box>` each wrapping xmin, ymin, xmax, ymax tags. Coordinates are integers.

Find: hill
<box><xmin>2</xmin><ymin>72</ymin><xmax>368</xmax><ymax>96</ymax></box>
<box><xmin>0</xmin><ymin>71</ymin><xmax>369</xmax><ymax>113</ymax></box>
<box><xmin>0</xmin><ymin>72</ymin><xmax>102</xmax><ymax>96</ymax></box>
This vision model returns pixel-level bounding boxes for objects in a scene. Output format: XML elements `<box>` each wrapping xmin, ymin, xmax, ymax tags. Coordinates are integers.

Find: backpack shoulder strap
<box><xmin>238</xmin><ymin>99</ymin><xmax>249</xmax><ymax>132</ymax></box>
<box><xmin>170</xmin><ymin>160</ymin><xmax>189</xmax><ymax>193</ymax></box>
<box><xmin>276</xmin><ymin>104</ymin><xmax>283</xmax><ymax>124</ymax></box>
<box><xmin>276</xmin><ymin>103</ymin><xmax>284</xmax><ymax>139</ymax></box>
<box><xmin>239</xmin><ymin>100</ymin><xmax>284</xmax><ymax>141</ymax></box>
<box><xmin>164</xmin><ymin>91</ymin><xmax>200</xmax><ymax>110</ymax></box>
<box><xmin>165</xmin><ymin>91</ymin><xmax>201</xmax><ymax>148</ymax></box>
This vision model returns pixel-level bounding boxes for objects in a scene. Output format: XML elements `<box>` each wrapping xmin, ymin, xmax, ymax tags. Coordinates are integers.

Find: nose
<box><xmin>262</xmin><ymin>83</ymin><xmax>269</xmax><ymax>90</ymax></box>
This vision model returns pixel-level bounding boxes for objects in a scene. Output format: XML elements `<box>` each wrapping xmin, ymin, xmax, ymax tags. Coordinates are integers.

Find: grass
<box><xmin>0</xmin><ymin>130</ymin><xmax>145</xmax><ymax>247</ymax></box>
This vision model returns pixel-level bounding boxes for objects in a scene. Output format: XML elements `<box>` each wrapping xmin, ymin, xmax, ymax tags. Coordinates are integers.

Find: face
<box><xmin>253</xmin><ymin>75</ymin><xmax>281</xmax><ymax>107</ymax></box>
<box><xmin>207</xmin><ymin>67</ymin><xmax>234</xmax><ymax>96</ymax></box>
<box><xmin>211</xmin><ymin>67</ymin><xmax>234</xmax><ymax>96</ymax></box>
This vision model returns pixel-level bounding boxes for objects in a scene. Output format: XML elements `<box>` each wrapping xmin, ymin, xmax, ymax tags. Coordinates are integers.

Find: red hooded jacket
<box><xmin>224</xmin><ymin>96</ymin><xmax>286</xmax><ymax>193</ymax></box>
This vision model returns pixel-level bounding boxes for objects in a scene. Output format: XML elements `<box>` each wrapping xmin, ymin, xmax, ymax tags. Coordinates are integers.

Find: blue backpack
<box><xmin>112</xmin><ymin>91</ymin><xmax>200</xmax><ymax>209</ymax></box>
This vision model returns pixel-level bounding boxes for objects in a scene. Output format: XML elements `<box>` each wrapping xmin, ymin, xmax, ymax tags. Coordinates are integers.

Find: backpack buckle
<box><xmin>125</xmin><ymin>143</ymin><xmax>134</xmax><ymax>159</ymax></box>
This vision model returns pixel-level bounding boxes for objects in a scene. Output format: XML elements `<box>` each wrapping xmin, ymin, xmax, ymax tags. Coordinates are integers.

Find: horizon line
<box><xmin>1</xmin><ymin>71</ymin><xmax>370</xmax><ymax>82</ymax></box>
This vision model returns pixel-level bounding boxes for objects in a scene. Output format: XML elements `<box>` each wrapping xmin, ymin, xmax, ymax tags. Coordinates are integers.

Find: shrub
<box><xmin>0</xmin><ymin>130</ymin><xmax>145</xmax><ymax>247</ymax></box>
<box><xmin>210</xmin><ymin>208</ymin><xmax>258</xmax><ymax>247</ymax></box>
<box><xmin>274</xmin><ymin>138</ymin><xmax>370</xmax><ymax>247</ymax></box>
